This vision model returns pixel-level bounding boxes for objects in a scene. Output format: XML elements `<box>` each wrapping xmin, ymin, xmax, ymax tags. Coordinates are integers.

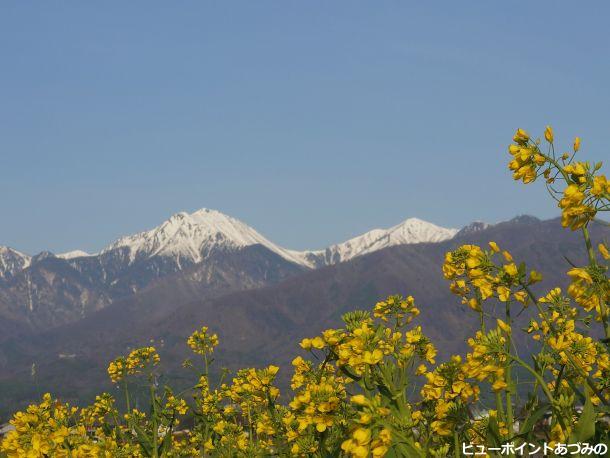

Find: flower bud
<box><xmin>573</xmin><ymin>137</ymin><xmax>580</xmax><ymax>152</ymax></box>
<box><xmin>544</xmin><ymin>125</ymin><xmax>554</xmax><ymax>143</ymax></box>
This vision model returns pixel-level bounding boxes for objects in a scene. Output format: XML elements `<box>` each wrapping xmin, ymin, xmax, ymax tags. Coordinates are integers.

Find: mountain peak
<box><xmin>508</xmin><ymin>215</ymin><xmax>540</xmax><ymax>224</ymax></box>
<box><xmin>389</xmin><ymin>217</ymin><xmax>458</xmax><ymax>241</ymax></box>
<box><xmin>101</xmin><ymin>208</ymin><xmax>307</xmax><ymax>266</ymax></box>
<box><xmin>96</xmin><ymin>210</ymin><xmax>460</xmax><ymax>269</ymax></box>
<box><xmin>57</xmin><ymin>250</ymin><xmax>92</xmax><ymax>260</ymax></box>
<box><xmin>299</xmin><ymin>217</ymin><xmax>458</xmax><ymax>267</ymax></box>
<box><xmin>455</xmin><ymin>221</ymin><xmax>491</xmax><ymax>238</ymax></box>
<box><xmin>0</xmin><ymin>246</ymin><xmax>31</xmax><ymax>279</ymax></box>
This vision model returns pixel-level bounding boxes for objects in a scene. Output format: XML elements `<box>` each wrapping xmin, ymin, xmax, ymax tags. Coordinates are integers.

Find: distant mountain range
<box><xmin>0</xmin><ymin>209</ymin><xmax>459</xmax><ymax>331</ymax></box>
<box><xmin>2</xmin><ymin>210</ymin><xmax>604</xmax><ymax>419</ymax></box>
<box><xmin>1</xmin><ymin>208</ymin><xmax>459</xmax><ymax>272</ymax></box>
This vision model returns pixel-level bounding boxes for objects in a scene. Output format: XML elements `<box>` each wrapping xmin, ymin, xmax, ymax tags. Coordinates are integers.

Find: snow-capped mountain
<box><xmin>0</xmin><ymin>209</ymin><xmax>462</xmax><ymax>278</ymax></box>
<box><xmin>0</xmin><ymin>209</ymin><xmax>462</xmax><ymax>330</ymax></box>
<box><xmin>301</xmin><ymin>218</ymin><xmax>458</xmax><ymax>267</ymax></box>
<box><xmin>97</xmin><ymin>209</ymin><xmax>458</xmax><ymax>269</ymax></box>
<box><xmin>100</xmin><ymin>209</ymin><xmax>309</xmax><ymax>267</ymax></box>
<box><xmin>0</xmin><ymin>246</ymin><xmax>31</xmax><ymax>280</ymax></box>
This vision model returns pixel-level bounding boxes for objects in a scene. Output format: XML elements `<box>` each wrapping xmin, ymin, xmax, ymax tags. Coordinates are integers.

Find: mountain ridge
<box><xmin>0</xmin><ymin>247</ymin><xmax>31</xmax><ymax>280</ymax></box>
<box><xmin>1</xmin><ymin>208</ymin><xmax>460</xmax><ymax>275</ymax></box>
<box><xmin>302</xmin><ymin>217</ymin><xmax>458</xmax><ymax>267</ymax></box>
<box><xmin>0</xmin><ymin>209</ymin><xmax>461</xmax><ymax>336</ymax></box>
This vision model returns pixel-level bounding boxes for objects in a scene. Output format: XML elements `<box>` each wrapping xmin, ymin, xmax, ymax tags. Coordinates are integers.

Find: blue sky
<box><xmin>1</xmin><ymin>2</ymin><xmax>609</xmax><ymax>254</ymax></box>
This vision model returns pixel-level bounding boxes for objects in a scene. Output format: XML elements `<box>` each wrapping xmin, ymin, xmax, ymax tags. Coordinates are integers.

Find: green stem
<box><xmin>150</xmin><ymin>382</ymin><xmax>159</xmax><ymax>458</ymax></box>
<box><xmin>495</xmin><ymin>391</ymin><xmax>505</xmax><ymax>426</ymax></box>
<box><xmin>507</xmin><ymin>354</ymin><xmax>555</xmax><ymax>406</ymax></box>
<box><xmin>123</xmin><ymin>381</ymin><xmax>132</xmax><ymax>431</ymax></box>
<box><xmin>507</xmin><ymin>352</ymin><xmax>572</xmax><ymax>436</ymax></box>
<box><xmin>582</xmin><ymin>226</ymin><xmax>610</xmax><ymax>339</ymax></box>
<box><xmin>504</xmin><ymin>302</ymin><xmax>514</xmax><ymax>448</ymax></box>
<box><xmin>476</xmin><ymin>290</ymin><xmax>485</xmax><ymax>333</ymax></box>
<box><xmin>582</xmin><ymin>226</ymin><xmax>598</xmax><ymax>264</ymax></box>
<box><xmin>553</xmin><ymin>364</ymin><xmax>566</xmax><ymax>398</ymax></box>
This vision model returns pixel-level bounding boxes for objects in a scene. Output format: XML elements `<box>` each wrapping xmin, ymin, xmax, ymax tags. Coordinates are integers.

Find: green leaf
<box><xmin>393</xmin><ymin>441</ymin><xmax>425</xmax><ymax>458</ymax></box>
<box><xmin>389</xmin><ymin>429</ymin><xmax>424</xmax><ymax>457</ymax></box>
<box><xmin>518</xmin><ymin>403</ymin><xmax>550</xmax><ymax>439</ymax></box>
<box><xmin>486</xmin><ymin>416</ymin><xmax>502</xmax><ymax>448</ymax></box>
<box><xmin>570</xmin><ymin>389</ymin><xmax>596</xmax><ymax>443</ymax></box>
<box><xmin>132</xmin><ymin>422</ymin><xmax>153</xmax><ymax>456</ymax></box>
<box><xmin>566</xmin><ymin>378</ymin><xmax>586</xmax><ymax>404</ymax></box>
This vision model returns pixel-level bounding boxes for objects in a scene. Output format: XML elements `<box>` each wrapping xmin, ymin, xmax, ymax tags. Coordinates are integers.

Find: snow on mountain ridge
<box><xmin>300</xmin><ymin>217</ymin><xmax>459</xmax><ymax>266</ymax></box>
<box><xmin>101</xmin><ymin>208</ymin><xmax>308</xmax><ymax>266</ymax></box>
<box><xmin>100</xmin><ymin>210</ymin><xmax>459</xmax><ymax>268</ymax></box>
<box><xmin>0</xmin><ymin>246</ymin><xmax>32</xmax><ymax>279</ymax></box>
<box><xmin>2</xmin><ymin>210</ymin><xmax>462</xmax><ymax>274</ymax></box>
<box><xmin>57</xmin><ymin>250</ymin><xmax>93</xmax><ymax>260</ymax></box>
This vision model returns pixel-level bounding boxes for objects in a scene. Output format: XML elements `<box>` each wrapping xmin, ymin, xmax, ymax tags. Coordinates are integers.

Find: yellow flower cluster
<box><xmin>566</xmin><ymin>266</ymin><xmax>610</xmax><ymax>321</ymax></box>
<box><xmin>402</xmin><ymin>326</ymin><xmax>438</xmax><ymax>365</ymax></box>
<box><xmin>200</xmin><ymin>366</ymin><xmax>281</xmax><ymax>452</ymax></box>
<box><xmin>301</xmin><ymin>309</ymin><xmax>437</xmax><ymax>387</ymax></box>
<box><xmin>0</xmin><ymin>394</ymin><xmax>122</xmax><ymax>457</ymax></box>
<box><xmin>508</xmin><ymin>127</ymin><xmax>609</xmax><ymax>230</ymax></box>
<box><xmin>420</xmin><ymin>356</ymin><xmax>479</xmax><ymax>403</ymax></box>
<box><xmin>443</xmin><ymin>242</ymin><xmax>534</xmax><ymax>311</ymax></box>
<box><xmin>107</xmin><ymin>346</ymin><xmax>160</xmax><ymax>382</ymax></box>
<box><xmin>559</xmin><ymin>182</ymin><xmax>598</xmax><ymax>230</ymax></box>
<box><xmin>225</xmin><ymin>365</ymin><xmax>280</xmax><ymax>410</ymax></box>
<box><xmin>340</xmin><ymin>427</ymin><xmax>391</xmax><ymax>458</ymax></box>
<box><xmin>289</xmin><ymin>376</ymin><xmax>345</xmax><ymax>433</ymax></box>
<box><xmin>528</xmin><ymin>308</ymin><xmax>600</xmax><ymax>372</ymax></box>
<box><xmin>341</xmin><ymin>425</ymin><xmax>391</xmax><ymax>457</ymax></box>
<box><xmin>79</xmin><ymin>393</ymin><xmax>115</xmax><ymax>427</ymax></box>
<box><xmin>165</xmin><ymin>394</ymin><xmax>189</xmax><ymax>415</ymax></box>
<box><xmin>418</xmin><ymin>356</ymin><xmax>480</xmax><ymax>437</ymax></box>
<box><xmin>508</xmin><ymin>129</ymin><xmax>546</xmax><ymax>183</ymax></box>
<box><xmin>373</xmin><ymin>294</ymin><xmax>420</xmax><ymax>327</ymax></box>
<box><xmin>340</xmin><ymin>395</ymin><xmax>391</xmax><ymax>457</ymax></box>
<box><xmin>283</xmin><ymin>355</ymin><xmax>348</xmax><ymax>454</ymax></box>
<box><xmin>210</xmin><ymin>420</ymin><xmax>249</xmax><ymax>452</ymax></box>
<box><xmin>194</xmin><ymin>375</ymin><xmax>223</xmax><ymax>417</ymax></box>
<box><xmin>463</xmin><ymin>326</ymin><xmax>510</xmax><ymax>392</ymax></box>
<box><xmin>187</xmin><ymin>326</ymin><xmax>219</xmax><ymax>356</ymax></box>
